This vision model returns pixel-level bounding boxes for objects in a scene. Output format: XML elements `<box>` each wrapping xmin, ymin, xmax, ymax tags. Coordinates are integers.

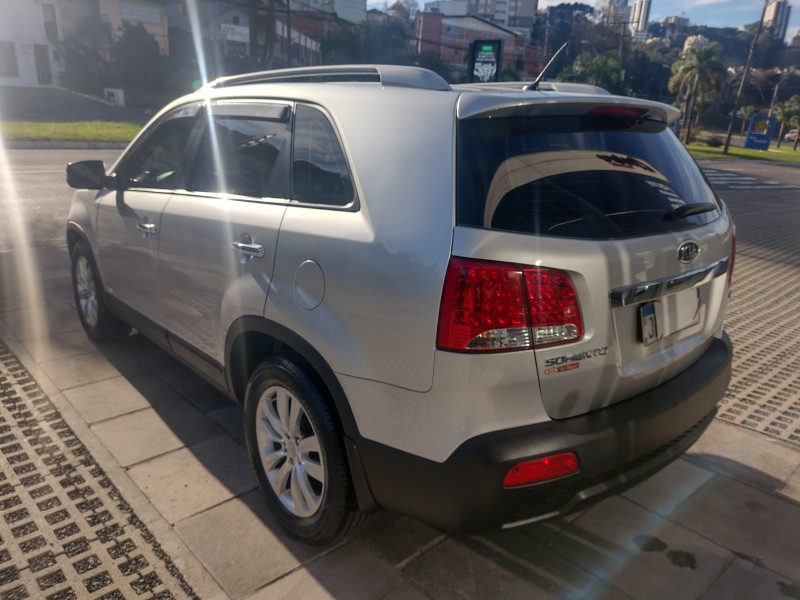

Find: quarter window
<box><xmin>292</xmin><ymin>104</ymin><xmax>354</xmax><ymax>206</ymax></box>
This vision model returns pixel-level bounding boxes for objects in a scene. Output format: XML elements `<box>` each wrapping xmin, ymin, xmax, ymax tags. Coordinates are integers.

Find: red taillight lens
<box><xmin>585</xmin><ymin>105</ymin><xmax>647</xmax><ymax>119</ymax></box>
<box><xmin>436</xmin><ymin>257</ymin><xmax>582</xmax><ymax>352</ymax></box>
<box><xmin>503</xmin><ymin>452</ymin><xmax>580</xmax><ymax>487</ymax></box>
<box><xmin>436</xmin><ymin>258</ymin><xmax>530</xmax><ymax>352</ymax></box>
<box><xmin>524</xmin><ymin>269</ymin><xmax>583</xmax><ymax>348</ymax></box>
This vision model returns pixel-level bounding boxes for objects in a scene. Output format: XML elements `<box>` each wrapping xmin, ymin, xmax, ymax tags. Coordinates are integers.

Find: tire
<box><xmin>70</xmin><ymin>241</ymin><xmax>131</xmax><ymax>342</ymax></box>
<box><xmin>244</xmin><ymin>357</ymin><xmax>362</xmax><ymax>545</ymax></box>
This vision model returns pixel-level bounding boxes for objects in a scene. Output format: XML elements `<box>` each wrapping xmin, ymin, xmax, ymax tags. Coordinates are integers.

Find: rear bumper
<box><xmin>357</xmin><ymin>333</ymin><xmax>732</xmax><ymax>532</ymax></box>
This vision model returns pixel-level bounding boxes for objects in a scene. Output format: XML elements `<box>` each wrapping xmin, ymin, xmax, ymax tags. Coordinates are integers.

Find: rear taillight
<box><xmin>436</xmin><ymin>257</ymin><xmax>582</xmax><ymax>353</ymax></box>
<box><xmin>584</xmin><ymin>105</ymin><xmax>647</xmax><ymax>119</ymax></box>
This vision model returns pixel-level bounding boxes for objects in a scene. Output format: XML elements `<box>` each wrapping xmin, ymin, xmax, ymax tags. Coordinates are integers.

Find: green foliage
<box><xmin>322</xmin><ymin>20</ymin><xmax>416</xmax><ymax>66</ymax></box>
<box><xmin>560</xmin><ymin>51</ymin><xmax>625</xmax><ymax>94</ymax></box>
<box><xmin>738</xmin><ymin>105</ymin><xmax>758</xmax><ymax>134</ymax></box>
<box><xmin>687</xmin><ymin>140</ymin><xmax>800</xmax><ymax>162</ymax></box>
<box><xmin>0</xmin><ymin>121</ymin><xmax>141</xmax><ymax>142</ymax></box>
<box><xmin>59</xmin><ymin>15</ymin><xmax>114</xmax><ymax>96</ymax></box>
<box><xmin>111</xmin><ymin>22</ymin><xmax>166</xmax><ymax>91</ymax></box>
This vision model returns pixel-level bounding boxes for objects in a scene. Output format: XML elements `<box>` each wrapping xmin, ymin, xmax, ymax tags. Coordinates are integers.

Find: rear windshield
<box><xmin>456</xmin><ymin>115</ymin><xmax>721</xmax><ymax>239</ymax></box>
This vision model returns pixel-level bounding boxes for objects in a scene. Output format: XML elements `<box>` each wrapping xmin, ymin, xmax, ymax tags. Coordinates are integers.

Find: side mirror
<box><xmin>66</xmin><ymin>160</ymin><xmax>114</xmax><ymax>190</ymax></box>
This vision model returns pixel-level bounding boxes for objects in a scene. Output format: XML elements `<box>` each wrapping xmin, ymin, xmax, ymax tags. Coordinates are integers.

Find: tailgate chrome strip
<box><xmin>609</xmin><ymin>259</ymin><xmax>729</xmax><ymax>308</ymax></box>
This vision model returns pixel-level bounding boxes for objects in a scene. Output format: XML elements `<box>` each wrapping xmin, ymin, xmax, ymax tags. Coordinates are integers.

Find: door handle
<box><xmin>232</xmin><ymin>241</ymin><xmax>265</xmax><ymax>263</ymax></box>
<box><xmin>137</xmin><ymin>222</ymin><xmax>157</xmax><ymax>238</ymax></box>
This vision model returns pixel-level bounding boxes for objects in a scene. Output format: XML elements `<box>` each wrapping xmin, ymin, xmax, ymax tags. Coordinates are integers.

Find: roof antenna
<box><xmin>525</xmin><ymin>42</ymin><xmax>569</xmax><ymax>91</ymax></box>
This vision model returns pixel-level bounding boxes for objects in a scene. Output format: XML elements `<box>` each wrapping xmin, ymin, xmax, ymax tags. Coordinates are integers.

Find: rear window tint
<box><xmin>457</xmin><ymin>116</ymin><xmax>720</xmax><ymax>239</ymax></box>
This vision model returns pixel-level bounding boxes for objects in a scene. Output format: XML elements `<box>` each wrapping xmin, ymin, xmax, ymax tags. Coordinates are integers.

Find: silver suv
<box><xmin>66</xmin><ymin>65</ymin><xmax>734</xmax><ymax>545</ymax></box>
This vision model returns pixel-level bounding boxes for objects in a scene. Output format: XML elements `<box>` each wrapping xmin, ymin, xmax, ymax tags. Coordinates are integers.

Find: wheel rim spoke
<box><xmin>294</xmin><ymin>465</ymin><xmax>319</xmax><ymax>511</ymax></box>
<box><xmin>260</xmin><ymin>448</ymin><xmax>285</xmax><ymax>472</ymax></box>
<box><xmin>255</xmin><ymin>383</ymin><xmax>326</xmax><ymax>518</ymax></box>
<box><xmin>76</xmin><ymin>257</ymin><xmax>98</xmax><ymax>326</ymax></box>
<box><xmin>270</xmin><ymin>457</ymin><xmax>293</xmax><ymax>498</ymax></box>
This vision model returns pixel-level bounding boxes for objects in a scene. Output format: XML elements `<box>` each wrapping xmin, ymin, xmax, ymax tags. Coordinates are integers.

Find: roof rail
<box><xmin>208</xmin><ymin>65</ymin><xmax>451</xmax><ymax>91</ymax></box>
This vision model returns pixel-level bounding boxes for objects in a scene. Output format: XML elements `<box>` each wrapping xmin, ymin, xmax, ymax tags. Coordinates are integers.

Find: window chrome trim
<box><xmin>609</xmin><ymin>258</ymin><xmax>729</xmax><ymax>308</ymax></box>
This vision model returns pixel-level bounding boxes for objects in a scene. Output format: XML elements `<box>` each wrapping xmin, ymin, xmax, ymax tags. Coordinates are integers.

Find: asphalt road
<box><xmin>0</xmin><ymin>149</ymin><xmax>123</xmax><ymax>251</ymax></box>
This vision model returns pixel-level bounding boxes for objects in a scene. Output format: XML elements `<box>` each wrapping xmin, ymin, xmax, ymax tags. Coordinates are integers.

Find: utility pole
<box><xmin>723</xmin><ymin>0</ymin><xmax>771</xmax><ymax>154</ymax></box>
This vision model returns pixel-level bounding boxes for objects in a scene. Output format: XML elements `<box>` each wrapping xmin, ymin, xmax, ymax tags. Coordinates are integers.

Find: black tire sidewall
<box><xmin>70</xmin><ymin>241</ymin><xmax>128</xmax><ymax>342</ymax></box>
<box><xmin>244</xmin><ymin>357</ymin><xmax>352</xmax><ymax>545</ymax></box>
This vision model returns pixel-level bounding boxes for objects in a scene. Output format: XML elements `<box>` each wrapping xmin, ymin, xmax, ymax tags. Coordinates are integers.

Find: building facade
<box><xmin>416</xmin><ymin>11</ymin><xmax>539</xmax><ymax>79</ymax></box>
<box><xmin>0</xmin><ymin>0</ymin><xmax>60</xmax><ymax>86</ymax></box>
<box><xmin>428</xmin><ymin>0</ymin><xmax>537</xmax><ymax>29</ymax></box>
<box><xmin>0</xmin><ymin>0</ymin><xmax>171</xmax><ymax>88</ymax></box>
<box><xmin>604</xmin><ymin>0</ymin><xmax>630</xmax><ymax>27</ymax></box>
<box><xmin>628</xmin><ymin>0</ymin><xmax>650</xmax><ymax>41</ymax></box>
<box><xmin>764</xmin><ymin>0</ymin><xmax>791</xmax><ymax>42</ymax></box>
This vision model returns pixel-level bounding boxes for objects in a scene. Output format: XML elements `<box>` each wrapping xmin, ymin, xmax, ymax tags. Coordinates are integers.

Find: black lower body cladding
<box><xmin>357</xmin><ymin>334</ymin><xmax>732</xmax><ymax>532</ymax></box>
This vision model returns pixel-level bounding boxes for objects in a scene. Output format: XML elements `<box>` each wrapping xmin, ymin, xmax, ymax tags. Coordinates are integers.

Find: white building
<box><xmin>629</xmin><ymin>0</ymin><xmax>650</xmax><ymax>39</ymax></box>
<box><xmin>427</xmin><ymin>0</ymin><xmax>537</xmax><ymax>28</ymax></box>
<box><xmin>0</xmin><ymin>0</ymin><xmax>60</xmax><ymax>86</ymax></box>
<box><xmin>604</xmin><ymin>0</ymin><xmax>630</xmax><ymax>27</ymax></box>
<box><xmin>764</xmin><ymin>0</ymin><xmax>791</xmax><ymax>42</ymax></box>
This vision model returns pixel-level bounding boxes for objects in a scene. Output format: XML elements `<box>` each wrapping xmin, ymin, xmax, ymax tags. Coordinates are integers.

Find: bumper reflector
<box><xmin>503</xmin><ymin>452</ymin><xmax>580</xmax><ymax>487</ymax></box>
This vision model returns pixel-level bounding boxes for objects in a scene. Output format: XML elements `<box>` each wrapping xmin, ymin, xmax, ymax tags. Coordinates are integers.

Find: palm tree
<box><xmin>774</xmin><ymin>101</ymin><xmax>790</xmax><ymax>148</ymax></box>
<box><xmin>668</xmin><ymin>43</ymin><xmax>727</xmax><ymax>144</ymax></box>
<box><xmin>738</xmin><ymin>105</ymin><xmax>758</xmax><ymax>135</ymax></box>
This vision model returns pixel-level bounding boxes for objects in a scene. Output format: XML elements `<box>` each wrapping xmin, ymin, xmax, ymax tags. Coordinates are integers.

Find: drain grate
<box><xmin>718</xmin><ymin>214</ymin><xmax>800</xmax><ymax>447</ymax></box>
<box><xmin>0</xmin><ymin>340</ymin><xmax>199</xmax><ymax>600</ymax></box>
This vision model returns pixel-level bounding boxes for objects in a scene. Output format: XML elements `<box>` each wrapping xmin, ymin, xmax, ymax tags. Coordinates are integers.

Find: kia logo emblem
<box><xmin>677</xmin><ymin>241</ymin><xmax>700</xmax><ymax>263</ymax></box>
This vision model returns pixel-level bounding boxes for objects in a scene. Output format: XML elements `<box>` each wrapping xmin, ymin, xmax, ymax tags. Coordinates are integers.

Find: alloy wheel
<box><xmin>255</xmin><ymin>385</ymin><xmax>325</xmax><ymax>518</ymax></box>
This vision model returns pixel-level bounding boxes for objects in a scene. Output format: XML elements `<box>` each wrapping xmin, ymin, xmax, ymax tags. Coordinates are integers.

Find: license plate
<box><xmin>640</xmin><ymin>302</ymin><xmax>659</xmax><ymax>345</ymax></box>
<box><xmin>640</xmin><ymin>287</ymin><xmax>701</xmax><ymax>346</ymax></box>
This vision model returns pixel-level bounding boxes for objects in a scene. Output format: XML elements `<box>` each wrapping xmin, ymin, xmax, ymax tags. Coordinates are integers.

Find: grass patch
<box><xmin>687</xmin><ymin>140</ymin><xmax>800</xmax><ymax>162</ymax></box>
<box><xmin>0</xmin><ymin>121</ymin><xmax>141</xmax><ymax>142</ymax></box>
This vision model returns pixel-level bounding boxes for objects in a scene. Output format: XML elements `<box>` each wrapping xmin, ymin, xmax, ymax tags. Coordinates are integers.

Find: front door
<box><xmin>96</xmin><ymin>104</ymin><xmax>200</xmax><ymax>326</ymax></box>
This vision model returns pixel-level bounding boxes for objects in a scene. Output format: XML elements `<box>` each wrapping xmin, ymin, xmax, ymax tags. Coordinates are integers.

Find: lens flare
<box><xmin>0</xmin><ymin>128</ymin><xmax>47</xmax><ymax>356</ymax></box>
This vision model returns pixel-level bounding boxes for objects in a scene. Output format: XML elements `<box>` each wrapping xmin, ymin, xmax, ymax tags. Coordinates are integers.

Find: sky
<box><xmin>538</xmin><ymin>0</ymin><xmax>800</xmax><ymax>41</ymax></box>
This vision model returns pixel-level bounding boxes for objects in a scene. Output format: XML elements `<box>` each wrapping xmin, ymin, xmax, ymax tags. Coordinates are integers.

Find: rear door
<box><xmin>156</xmin><ymin>101</ymin><xmax>290</xmax><ymax>370</ymax></box>
<box><xmin>454</xmin><ymin>97</ymin><xmax>734</xmax><ymax>419</ymax></box>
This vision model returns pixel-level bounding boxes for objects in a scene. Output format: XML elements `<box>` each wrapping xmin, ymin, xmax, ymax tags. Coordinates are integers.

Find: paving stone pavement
<box><xmin>1</xmin><ymin>162</ymin><xmax>800</xmax><ymax>599</ymax></box>
<box><xmin>0</xmin><ymin>339</ymin><xmax>198</xmax><ymax>600</ymax></box>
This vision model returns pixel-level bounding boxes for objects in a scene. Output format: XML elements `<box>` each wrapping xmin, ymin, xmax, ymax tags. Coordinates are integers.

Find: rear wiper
<box><xmin>665</xmin><ymin>203</ymin><xmax>717</xmax><ymax>220</ymax></box>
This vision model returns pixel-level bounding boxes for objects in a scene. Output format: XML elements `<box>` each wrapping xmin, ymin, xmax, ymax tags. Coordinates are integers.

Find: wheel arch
<box><xmin>225</xmin><ymin>316</ymin><xmax>360</xmax><ymax>441</ymax></box>
<box><xmin>226</xmin><ymin>316</ymin><xmax>379</xmax><ymax>512</ymax></box>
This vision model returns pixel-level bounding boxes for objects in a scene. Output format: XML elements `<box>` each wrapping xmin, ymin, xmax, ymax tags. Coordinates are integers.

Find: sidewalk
<box><xmin>1</xmin><ymin>241</ymin><xmax>799</xmax><ymax>599</ymax></box>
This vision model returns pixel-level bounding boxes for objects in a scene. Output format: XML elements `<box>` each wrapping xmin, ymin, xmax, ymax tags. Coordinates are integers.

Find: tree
<box><xmin>738</xmin><ymin>105</ymin><xmax>758</xmax><ymax>134</ymax></box>
<box><xmin>668</xmin><ymin>43</ymin><xmax>727</xmax><ymax>143</ymax></box>
<box><xmin>60</xmin><ymin>15</ymin><xmax>114</xmax><ymax>96</ymax></box>
<box><xmin>560</xmin><ymin>51</ymin><xmax>624</xmax><ymax>94</ymax></box>
<box><xmin>111</xmin><ymin>22</ymin><xmax>166</xmax><ymax>92</ymax></box>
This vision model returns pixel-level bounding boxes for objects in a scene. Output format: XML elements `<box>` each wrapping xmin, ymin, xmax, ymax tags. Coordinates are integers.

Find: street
<box><xmin>0</xmin><ymin>149</ymin><xmax>798</xmax><ymax>599</ymax></box>
<box><xmin>0</xmin><ymin>148</ymin><xmax>122</xmax><ymax>251</ymax></box>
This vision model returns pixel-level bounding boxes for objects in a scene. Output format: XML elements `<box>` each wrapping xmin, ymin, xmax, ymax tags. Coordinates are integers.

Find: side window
<box><xmin>121</xmin><ymin>106</ymin><xmax>198</xmax><ymax>190</ymax></box>
<box><xmin>292</xmin><ymin>104</ymin><xmax>355</xmax><ymax>206</ymax></box>
<box><xmin>189</xmin><ymin>103</ymin><xmax>290</xmax><ymax>199</ymax></box>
